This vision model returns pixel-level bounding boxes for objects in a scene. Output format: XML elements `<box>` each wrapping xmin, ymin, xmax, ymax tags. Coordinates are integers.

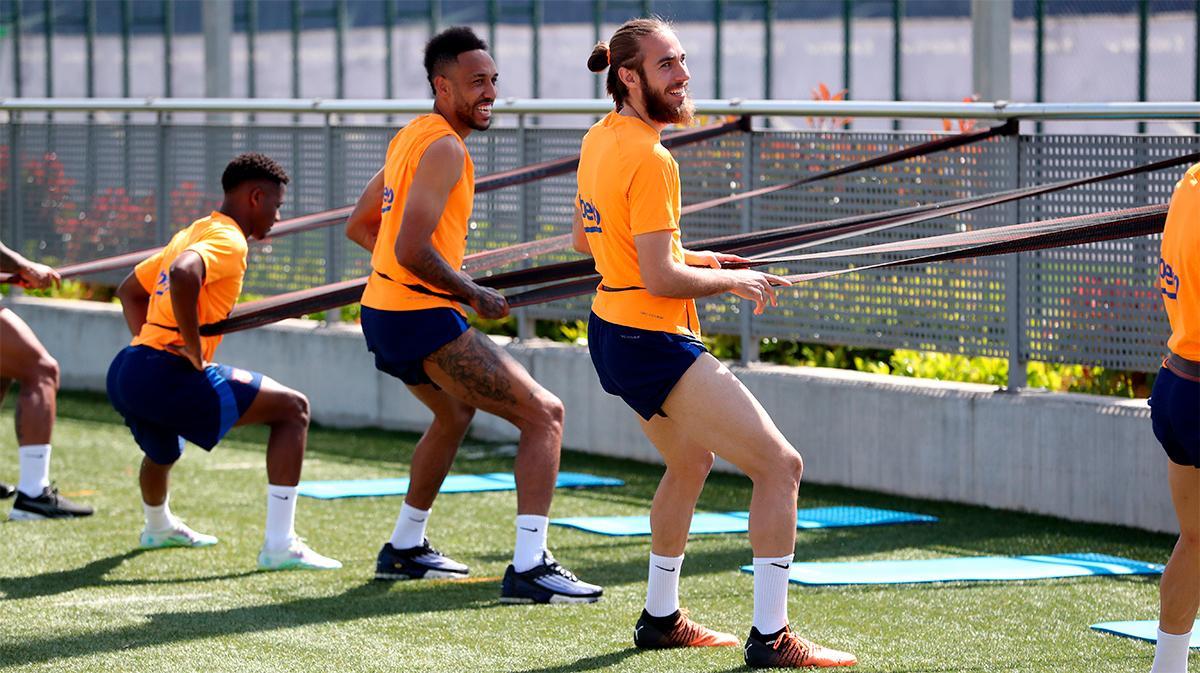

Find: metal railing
<box><xmin>5</xmin><ymin>97</ymin><xmax>1200</xmax><ymax>119</ymax></box>
<box><xmin>1</xmin><ymin>97</ymin><xmax>1196</xmax><ymax>384</ymax></box>
<box><xmin>2</xmin><ymin>0</ymin><xmax>1196</xmax><ymax>133</ymax></box>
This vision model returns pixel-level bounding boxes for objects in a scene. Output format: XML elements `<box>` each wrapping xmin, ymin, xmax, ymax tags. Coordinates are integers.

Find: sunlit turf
<box><xmin>0</xmin><ymin>390</ymin><xmax>1175</xmax><ymax>672</ymax></box>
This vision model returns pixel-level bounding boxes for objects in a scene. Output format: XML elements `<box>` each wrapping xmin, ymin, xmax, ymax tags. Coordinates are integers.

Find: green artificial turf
<box><xmin>0</xmin><ymin>390</ymin><xmax>1176</xmax><ymax>672</ymax></box>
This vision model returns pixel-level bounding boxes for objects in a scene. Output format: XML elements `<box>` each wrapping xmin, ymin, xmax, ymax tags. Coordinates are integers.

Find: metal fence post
<box><xmin>1004</xmin><ymin>126</ymin><xmax>1026</xmax><ymax>391</ymax></box>
<box><xmin>713</xmin><ymin>0</ymin><xmax>723</xmax><ymax>99</ymax></box>
<box><xmin>163</xmin><ymin>0</ymin><xmax>173</xmax><ymax>97</ymax></box>
<box><xmin>1034</xmin><ymin>0</ymin><xmax>1044</xmax><ymax>135</ymax></box>
<box><xmin>43</xmin><ymin>0</ymin><xmax>52</xmax><ymax>99</ymax></box>
<box><xmin>892</xmin><ymin>0</ymin><xmax>902</xmax><ymax>131</ymax></box>
<box><xmin>12</xmin><ymin>0</ymin><xmax>22</xmax><ymax>99</ymax></box>
<box><xmin>156</xmin><ymin>111</ymin><xmax>169</xmax><ymax>244</ymax></box>
<box><xmin>592</xmin><ymin>0</ymin><xmax>604</xmax><ymax>99</ymax></box>
<box><xmin>1137</xmin><ymin>0</ymin><xmax>1149</xmax><ymax>135</ymax></box>
<box><xmin>336</xmin><ymin>0</ymin><xmax>346</xmax><ymax>100</ymax></box>
<box><xmin>7</xmin><ymin>112</ymin><xmax>20</xmax><ymax>251</ymax></box>
<box><xmin>739</xmin><ymin>130</ymin><xmax>758</xmax><ymax>364</ymax></box>
<box><xmin>516</xmin><ymin>113</ymin><xmax>535</xmax><ymax>340</ymax></box>
<box><xmin>325</xmin><ymin>114</ymin><xmax>342</xmax><ymax>325</ymax></box>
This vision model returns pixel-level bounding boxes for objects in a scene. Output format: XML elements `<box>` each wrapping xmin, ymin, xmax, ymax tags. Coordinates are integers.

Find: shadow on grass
<box><xmin>0</xmin><ymin>578</ymin><xmax>503</xmax><ymax>666</ymax></box>
<box><xmin>512</xmin><ymin>647</ymin><xmax>642</xmax><ymax>673</ymax></box>
<box><xmin>0</xmin><ymin>549</ymin><xmax>258</xmax><ymax>601</ymax></box>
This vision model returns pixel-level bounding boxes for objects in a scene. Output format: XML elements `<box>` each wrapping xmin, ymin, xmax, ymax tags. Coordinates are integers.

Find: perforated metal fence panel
<box><xmin>1016</xmin><ymin>134</ymin><xmax>1200</xmax><ymax>372</ymax></box>
<box><xmin>2</xmin><ymin>119</ymin><xmax>1191</xmax><ymax>372</ymax></box>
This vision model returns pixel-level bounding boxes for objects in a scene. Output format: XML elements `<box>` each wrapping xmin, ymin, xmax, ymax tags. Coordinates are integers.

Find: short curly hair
<box><xmin>424</xmin><ymin>26</ymin><xmax>488</xmax><ymax>95</ymax></box>
<box><xmin>221</xmin><ymin>152</ymin><xmax>290</xmax><ymax>193</ymax></box>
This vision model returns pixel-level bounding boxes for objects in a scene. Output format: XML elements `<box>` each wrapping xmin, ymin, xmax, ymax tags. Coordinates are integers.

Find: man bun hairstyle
<box><xmin>587</xmin><ymin>17</ymin><xmax>672</xmax><ymax>112</ymax></box>
<box><xmin>221</xmin><ymin>152</ymin><xmax>289</xmax><ymax>193</ymax></box>
<box><xmin>424</xmin><ymin>26</ymin><xmax>489</xmax><ymax>95</ymax></box>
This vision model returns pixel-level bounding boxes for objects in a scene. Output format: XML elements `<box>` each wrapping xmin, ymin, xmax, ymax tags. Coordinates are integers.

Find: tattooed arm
<box><xmin>395</xmin><ymin>136</ymin><xmax>508</xmax><ymax>319</ymax></box>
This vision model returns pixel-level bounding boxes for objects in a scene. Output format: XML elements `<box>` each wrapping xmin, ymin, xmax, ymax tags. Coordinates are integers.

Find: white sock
<box><xmin>143</xmin><ymin>496</ymin><xmax>175</xmax><ymax>531</ymax></box>
<box><xmin>645</xmin><ymin>552</ymin><xmax>685</xmax><ymax>617</ymax></box>
<box><xmin>17</xmin><ymin>444</ymin><xmax>51</xmax><ymax>497</ymax></box>
<box><xmin>513</xmin><ymin>514</ymin><xmax>549</xmax><ymax>572</ymax></box>
<box><xmin>264</xmin><ymin>484</ymin><xmax>298</xmax><ymax>551</ymax></box>
<box><xmin>1151</xmin><ymin>627</ymin><xmax>1192</xmax><ymax>673</ymax></box>
<box><xmin>752</xmin><ymin>553</ymin><xmax>794</xmax><ymax>635</ymax></box>
<box><xmin>390</xmin><ymin>502</ymin><xmax>431</xmax><ymax>549</ymax></box>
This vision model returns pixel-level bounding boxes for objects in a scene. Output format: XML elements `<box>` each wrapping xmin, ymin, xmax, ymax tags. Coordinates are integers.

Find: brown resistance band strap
<box><xmin>502</xmin><ymin>204</ymin><xmax>1170</xmax><ymax>309</ymax></box>
<box><xmin>206</xmin><ymin>146</ymin><xmax>1196</xmax><ymax>332</ymax></box>
<box><xmin>4</xmin><ymin>117</ymin><xmax>750</xmax><ymax>285</ymax></box>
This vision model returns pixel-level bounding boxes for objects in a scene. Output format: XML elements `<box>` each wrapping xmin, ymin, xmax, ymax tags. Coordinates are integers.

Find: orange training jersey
<box><xmin>361</xmin><ymin>113</ymin><xmax>475</xmax><ymax>314</ymax></box>
<box><xmin>576</xmin><ymin>112</ymin><xmax>698</xmax><ymax>336</ymax></box>
<box><xmin>132</xmin><ymin>212</ymin><xmax>248</xmax><ymax>362</ymax></box>
<box><xmin>1160</xmin><ymin>162</ymin><xmax>1200</xmax><ymax>361</ymax></box>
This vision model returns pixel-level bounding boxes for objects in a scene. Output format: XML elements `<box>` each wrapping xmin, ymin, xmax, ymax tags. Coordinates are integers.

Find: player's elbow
<box><xmin>640</xmin><ymin>271</ymin><xmax>675</xmax><ymax>298</ymax></box>
<box><xmin>115</xmin><ymin>273</ymin><xmax>142</xmax><ymax>306</ymax></box>
<box><xmin>394</xmin><ymin>238</ymin><xmax>425</xmax><ymax>271</ymax></box>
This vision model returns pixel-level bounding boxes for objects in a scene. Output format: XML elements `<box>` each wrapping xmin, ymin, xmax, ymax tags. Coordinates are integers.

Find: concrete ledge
<box><xmin>6</xmin><ymin>296</ymin><xmax>1176</xmax><ymax>533</ymax></box>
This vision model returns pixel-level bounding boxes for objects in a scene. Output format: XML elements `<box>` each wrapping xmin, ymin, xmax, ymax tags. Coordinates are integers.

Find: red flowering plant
<box><xmin>60</xmin><ymin>186</ymin><xmax>159</xmax><ymax>261</ymax></box>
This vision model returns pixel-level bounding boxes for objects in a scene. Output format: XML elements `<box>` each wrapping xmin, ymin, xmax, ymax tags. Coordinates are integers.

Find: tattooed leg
<box><xmin>424</xmin><ymin>329</ymin><xmax>563</xmax><ymax>516</ymax></box>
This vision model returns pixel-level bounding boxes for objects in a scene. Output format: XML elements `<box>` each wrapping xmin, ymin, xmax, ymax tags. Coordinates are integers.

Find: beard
<box><xmin>639</xmin><ymin>68</ymin><xmax>694</xmax><ymax>126</ymax></box>
<box><xmin>455</xmin><ymin>95</ymin><xmax>492</xmax><ymax>132</ymax></box>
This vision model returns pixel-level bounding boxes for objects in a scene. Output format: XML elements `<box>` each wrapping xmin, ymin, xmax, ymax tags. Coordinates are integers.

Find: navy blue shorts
<box><xmin>587</xmin><ymin>312</ymin><xmax>707</xmax><ymax>421</ymax></box>
<box><xmin>360</xmin><ymin>306</ymin><xmax>469</xmax><ymax>386</ymax></box>
<box><xmin>106</xmin><ymin>345</ymin><xmax>263</xmax><ymax>465</ymax></box>
<box><xmin>1149</xmin><ymin>365</ymin><xmax>1200</xmax><ymax>468</ymax></box>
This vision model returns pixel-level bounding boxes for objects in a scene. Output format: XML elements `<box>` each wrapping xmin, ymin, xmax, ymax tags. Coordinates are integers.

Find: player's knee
<box><xmin>30</xmin><ymin>355</ymin><xmax>59</xmax><ymax>391</ymax></box>
<box><xmin>518</xmin><ymin>392</ymin><xmax>563</xmax><ymax>438</ymax></box>
<box><xmin>442</xmin><ymin>402</ymin><xmax>476</xmax><ymax>432</ymax></box>
<box><xmin>783</xmin><ymin>450</ymin><xmax>804</xmax><ymax>485</ymax></box>
<box><xmin>1179</xmin><ymin>527</ymin><xmax>1200</xmax><ymax>550</ymax></box>
<box><xmin>285</xmin><ymin>389</ymin><xmax>310</xmax><ymax>427</ymax></box>
<box><xmin>537</xmin><ymin>393</ymin><xmax>565</xmax><ymax>432</ymax></box>
<box><xmin>753</xmin><ymin>448</ymin><xmax>803</xmax><ymax>490</ymax></box>
<box><xmin>669</xmin><ymin>451</ymin><xmax>714</xmax><ymax>482</ymax></box>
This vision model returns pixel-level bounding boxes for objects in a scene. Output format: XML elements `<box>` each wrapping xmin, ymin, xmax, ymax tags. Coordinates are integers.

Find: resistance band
<box><xmin>200</xmin><ymin>123</ymin><xmax>1011</xmax><ymax>333</ymax></box>
<box><xmin>2</xmin><ymin>117</ymin><xmax>750</xmax><ymax>285</ymax></box>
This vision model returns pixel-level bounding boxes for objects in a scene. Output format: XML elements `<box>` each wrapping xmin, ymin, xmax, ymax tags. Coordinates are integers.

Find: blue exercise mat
<box><xmin>739</xmin><ymin>553</ymin><xmax>1164</xmax><ymax>586</ymax></box>
<box><xmin>1091</xmin><ymin>621</ymin><xmax>1200</xmax><ymax>646</ymax></box>
<box><xmin>298</xmin><ymin>471</ymin><xmax>623</xmax><ymax>500</ymax></box>
<box><xmin>551</xmin><ymin>506</ymin><xmax>937</xmax><ymax>536</ymax></box>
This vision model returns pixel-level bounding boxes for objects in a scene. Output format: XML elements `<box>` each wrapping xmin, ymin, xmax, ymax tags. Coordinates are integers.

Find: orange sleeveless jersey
<box><xmin>361</xmin><ymin>113</ymin><xmax>475</xmax><ymax>314</ymax></box>
<box><xmin>1161</xmin><ymin>163</ymin><xmax>1200</xmax><ymax>361</ymax></box>
<box><xmin>576</xmin><ymin>112</ymin><xmax>699</xmax><ymax>336</ymax></box>
<box><xmin>132</xmin><ymin>212</ymin><xmax>248</xmax><ymax>362</ymax></box>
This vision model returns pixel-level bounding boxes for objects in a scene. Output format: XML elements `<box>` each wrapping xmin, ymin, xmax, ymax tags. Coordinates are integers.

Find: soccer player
<box><xmin>1148</xmin><ymin>163</ymin><xmax>1200</xmax><ymax>673</ymax></box>
<box><xmin>109</xmin><ymin>153</ymin><xmax>340</xmax><ymax>571</ymax></box>
<box><xmin>0</xmin><ymin>241</ymin><xmax>93</xmax><ymax>519</ymax></box>
<box><xmin>344</xmin><ymin>27</ymin><xmax>601</xmax><ymax>604</ymax></box>
<box><xmin>575</xmin><ymin>19</ymin><xmax>856</xmax><ymax>667</ymax></box>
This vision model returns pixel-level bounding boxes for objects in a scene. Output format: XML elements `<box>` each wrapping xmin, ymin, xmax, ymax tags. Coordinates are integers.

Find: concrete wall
<box><xmin>7</xmin><ymin>296</ymin><xmax>1176</xmax><ymax>534</ymax></box>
